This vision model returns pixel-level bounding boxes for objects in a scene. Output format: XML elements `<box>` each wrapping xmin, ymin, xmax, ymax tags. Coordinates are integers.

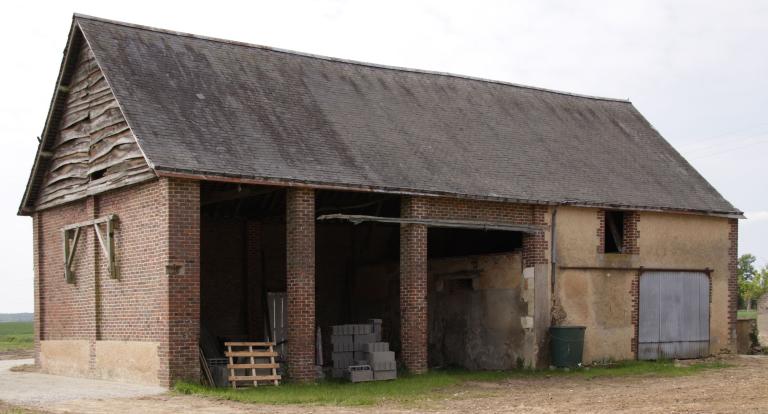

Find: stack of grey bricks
<box><xmin>331</xmin><ymin>319</ymin><xmax>396</xmax><ymax>382</ymax></box>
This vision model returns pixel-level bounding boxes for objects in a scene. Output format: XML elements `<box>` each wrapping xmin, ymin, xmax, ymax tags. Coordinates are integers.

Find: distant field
<box><xmin>0</xmin><ymin>312</ymin><xmax>33</xmax><ymax>323</ymax></box>
<box><xmin>0</xmin><ymin>321</ymin><xmax>33</xmax><ymax>352</ymax></box>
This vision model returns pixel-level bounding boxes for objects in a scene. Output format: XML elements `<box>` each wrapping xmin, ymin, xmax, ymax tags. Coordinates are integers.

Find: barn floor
<box><xmin>3</xmin><ymin>355</ymin><xmax>767</xmax><ymax>413</ymax></box>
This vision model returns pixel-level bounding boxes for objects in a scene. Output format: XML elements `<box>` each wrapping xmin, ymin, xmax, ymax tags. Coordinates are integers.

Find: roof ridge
<box><xmin>73</xmin><ymin>13</ymin><xmax>631</xmax><ymax>104</ymax></box>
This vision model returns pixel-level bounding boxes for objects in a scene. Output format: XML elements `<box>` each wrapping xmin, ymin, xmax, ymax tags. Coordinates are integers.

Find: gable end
<box><xmin>19</xmin><ymin>23</ymin><xmax>155</xmax><ymax>214</ymax></box>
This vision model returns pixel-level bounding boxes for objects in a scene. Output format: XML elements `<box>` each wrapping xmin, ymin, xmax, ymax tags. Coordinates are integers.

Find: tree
<box><xmin>738</xmin><ymin>254</ymin><xmax>768</xmax><ymax>310</ymax></box>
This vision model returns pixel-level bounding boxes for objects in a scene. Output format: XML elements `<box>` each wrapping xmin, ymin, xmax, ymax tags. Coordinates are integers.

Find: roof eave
<box><xmin>154</xmin><ymin>167</ymin><xmax>744</xmax><ymax>219</ymax></box>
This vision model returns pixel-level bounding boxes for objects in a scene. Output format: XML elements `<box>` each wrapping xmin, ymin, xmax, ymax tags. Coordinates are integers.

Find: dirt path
<box><xmin>8</xmin><ymin>355</ymin><xmax>768</xmax><ymax>413</ymax></box>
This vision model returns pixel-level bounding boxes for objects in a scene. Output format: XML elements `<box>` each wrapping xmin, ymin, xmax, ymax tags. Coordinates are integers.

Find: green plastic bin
<box><xmin>549</xmin><ymin>326</ymin><xmax>586</xmax><ymax>368</ymax></box>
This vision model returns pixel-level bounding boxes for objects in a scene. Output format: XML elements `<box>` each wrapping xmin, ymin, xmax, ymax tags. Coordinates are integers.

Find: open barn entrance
<box><xmin>199</xmin><ymin>183</ymin><xmax>536</xmax><ymax>379</ymax></box>
<box><xmin>314</xmin><ymin>190</ymin><xmax>401</xmax><ymax>363</ymax></box>
<box><xmin>198</xmin><ymin>184</ymin><xmax>403</xmax><ymax>375</ymax></box>
<box><xmin>427</xmin><ymin>228</ymin><xmax>527</xmax><ymax>370</ymax></box>
<box><xmin>199</xmin><ymin>183</ymin><xmax>288</xmax><ymax>369</ymax></box>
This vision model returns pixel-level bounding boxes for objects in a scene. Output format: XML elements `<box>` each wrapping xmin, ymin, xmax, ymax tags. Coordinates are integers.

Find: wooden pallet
<box><xmin>224</xmin><ymin>342</ymin><xmax>281</xmax><ymax>388</ymax></box>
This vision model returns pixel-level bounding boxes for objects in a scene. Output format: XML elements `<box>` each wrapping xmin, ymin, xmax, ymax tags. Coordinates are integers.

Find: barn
<box><xmin>19</xmin><ymin>14</ymin><xmax>742</xmax><ymax>386</ymax></box>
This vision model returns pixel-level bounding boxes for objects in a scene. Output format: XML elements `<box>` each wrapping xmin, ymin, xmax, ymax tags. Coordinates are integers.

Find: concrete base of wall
<box><xmin>39</xmin><ymin>340</ymin><xmax>161</xmax><ymax>386</ymax></box>
<box><xmin>40</xmin><ymin>340</ymin><xmax>90</xmax><ymax>378</ymax></box>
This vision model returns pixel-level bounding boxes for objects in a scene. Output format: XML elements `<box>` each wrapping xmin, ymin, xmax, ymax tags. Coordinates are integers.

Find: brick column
<box><xmin>286</xmin><ymin>188</ymin><xmax>316</xmax><ymax>381</ymax></box>
<box><xmin>400</xmin><ymin>196</ymin><xmax>428</xmax><ymax>374</ymax></box>
<box><xmin>160</xmin><ymin>178</ymin><xmax>200</xmax><ymax>386</ymax></box>
<box><xmin>728</xmin><ymin>218</ymin><xmax>739</xmax><ymax>348</ymax></box>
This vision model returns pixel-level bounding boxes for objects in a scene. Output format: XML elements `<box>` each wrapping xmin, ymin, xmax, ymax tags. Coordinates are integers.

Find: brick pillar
<box><xmin>160</xmin><ymin>178</ymin><xmax>200</xmax><ymax>386</ymax></box>
<box><xmin>728</xmin><ymin>218</ymin><xmax>739</xmax><ymax>348</ymax></box>
<box><xmin>400</xmin><ymin>196</ymin><xmax>428</xmax><ymax>374</ymax></box>
<box><xmin>286</xmin><ymin>188</ymin><xmax>316</xmax><ymax>381</ymax></box>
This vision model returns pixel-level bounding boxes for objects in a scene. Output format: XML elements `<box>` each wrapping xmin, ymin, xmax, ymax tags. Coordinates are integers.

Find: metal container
<box><xmin>549</xmin><ymin>326</ymin><xmax>586</xmax><ymax>368</ymax></box>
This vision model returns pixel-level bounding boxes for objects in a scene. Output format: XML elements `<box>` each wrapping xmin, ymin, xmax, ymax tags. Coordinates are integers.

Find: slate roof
<box><xmin>21</xmin><ymin>15</ymin><xmax>741</xmax><ymax>216</ymax></box>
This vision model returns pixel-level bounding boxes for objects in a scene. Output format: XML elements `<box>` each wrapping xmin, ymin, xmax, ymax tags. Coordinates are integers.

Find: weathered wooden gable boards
<box><xmin>36</xmin><ymin>41</ymin><xmax>155</xmax><ymax>210</ymax></box>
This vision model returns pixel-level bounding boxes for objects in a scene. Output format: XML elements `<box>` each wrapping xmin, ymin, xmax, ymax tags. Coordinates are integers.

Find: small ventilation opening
<box><xmin>604</xmin><ymin>211</ymin><xmax>625</xmax><ymax>253</ymax></box>
<box><xmin>90</xmin><ymin>169</ymin><xmax>106</xmax><ymax>181</ymax></box>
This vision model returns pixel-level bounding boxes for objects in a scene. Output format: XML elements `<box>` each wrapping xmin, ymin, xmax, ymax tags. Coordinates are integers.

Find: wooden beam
<box><xmin>62</xmin><ymin>214</ymin><xmax>115</xmax><ymax>231</ymax></box>
<box><xmin>317</xmin><ymin>213</ymin><xmax>544</xmax><ymax>234</ymax></box>
<box><xmin>558</xmin><ymin>265</ymin><xmax>713</xmax><ymax>275</ymax></box>
<box><xmin>225</xmin><ymin>351</ymin><xmax>278</xmax><ymax>358</ymax></box>
<box><xmin>63</xmin><ymin>227</ymin><xmax>81</xmax><ymax>283</ymax></box>
<box><xmin>62</xmin><ymin>215</ymin><xmax>119</xmax><ymax>281</ymax></box>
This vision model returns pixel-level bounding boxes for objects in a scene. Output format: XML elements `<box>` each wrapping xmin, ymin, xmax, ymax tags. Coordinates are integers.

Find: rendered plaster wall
<box><xmin>427</xmin><ymin>252</ymin><xmax>532</xmax><ymax>369</ymax></box>
<box><xmin>40</xmin><ymin>340</ymin><xmax>160</xmax><ymax>385</ymax></box>
<box><xmin>554</xmin><ymin>207</ymin><xmax>733</xmax><ymax>363</ymax></box>
<box><xmin>39</xmin><ymin>340</ymin><xmax>90</xmax><ymax>377</ymax></box>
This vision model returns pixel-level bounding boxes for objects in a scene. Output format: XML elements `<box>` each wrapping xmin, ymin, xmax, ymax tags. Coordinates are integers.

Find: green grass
<box><xmin>738</xmin><ymin>309</ymin><xmax>758</xmax><ymax>320</ymax></box>
<box><xmin>175</xmin><ymin>360</ymin><xmax>727</xmax><ymax>407</ymax></box>
<box><xmin>0</xmin><ymin>322</ymin><xmax>34</xmax><ymax>352</ymax></box>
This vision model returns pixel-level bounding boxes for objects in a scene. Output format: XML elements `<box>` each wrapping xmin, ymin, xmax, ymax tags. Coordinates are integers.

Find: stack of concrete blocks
<box><xmin>330</xmin><ymin>319</ymin><xmax>396</xmax><ymax>381</ymax></box>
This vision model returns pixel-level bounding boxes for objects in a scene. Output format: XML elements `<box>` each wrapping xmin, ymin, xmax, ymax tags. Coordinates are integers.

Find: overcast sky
<box><xmin>1</xmin><ymin>0</ymin><xmax>766</xmax><ymax>313</ymax></box>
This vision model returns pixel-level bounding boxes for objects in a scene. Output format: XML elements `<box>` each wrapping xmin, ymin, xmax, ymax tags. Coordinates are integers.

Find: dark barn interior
<box><xmin>199</xmin><ymin>182</ymin><xmax>527</xmax><ymax>369</ymax></box>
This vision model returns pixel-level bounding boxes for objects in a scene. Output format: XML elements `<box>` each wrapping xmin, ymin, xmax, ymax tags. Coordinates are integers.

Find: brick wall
<box><xmin>728</xmin><ymin>218</ymin><xmax>739</xmax><ymax>346</ymax></box>
<box><xmin>623</xmin><ymin>212</ymin><xmax>640</xmax><ymax>255</ymax></box>
<box><xmin>162</xmin><ymin>178</ymin><xmax>200</xmax><ymax>385</ymax></box>
<box><xmin>409</xmin><ymin>196</ymin><xmax>549</xmax><ymax>268</ymax></box>
<box><xmin>33</xmin><ymin>177</ymin><xmax>200</xmax><ymax>386</ymax></box>
<box><xmin>285</xmin><ymin>188</ymin><xmax>316</xmax><ymax>381</ymax></box>
<box><xmin>400</xmin><ymin>197</ymin><xmax>428</xmax><ymax>373</ymax></box>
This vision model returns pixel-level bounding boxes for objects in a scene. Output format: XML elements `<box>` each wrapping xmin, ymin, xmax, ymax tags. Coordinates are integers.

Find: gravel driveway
<box><xmin>0</xmin><ymin>359</ymin><xmax>165</xmax><ymax>406</ymax></box>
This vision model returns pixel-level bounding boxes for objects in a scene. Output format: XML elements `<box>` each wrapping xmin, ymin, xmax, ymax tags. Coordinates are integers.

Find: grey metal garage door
<box><xmin>638</xmin><ymin>271</ymin><xmax>710</xmax><ymax>360</ymax></box>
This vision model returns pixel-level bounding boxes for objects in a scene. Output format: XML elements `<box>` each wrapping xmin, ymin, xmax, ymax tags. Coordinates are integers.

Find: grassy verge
<box><xmin>175</xmin><ymin>360</ymin><xmax>727</xmax><ymax>406</ymax></box>
<box><xmin>0</xmin><ymin>322</ymin><xmax>33</xmax><ymax>352</ymax></box>
<box><xmin>738</xmin><ymin>309</ymin><xmax>757</xmax><ymax>320</ymax></box>
<box><xmin>0</xmin><ymin>400</ymin><xmax>47</xmax><ymax>414</ymax></box>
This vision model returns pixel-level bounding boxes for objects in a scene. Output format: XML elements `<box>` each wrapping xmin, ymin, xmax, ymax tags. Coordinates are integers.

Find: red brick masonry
<box><xmin>399</xmin><ymin>197</ymin><xmax>429</xmax><ymax>373</ymax></box>
<box><xmin>33</xmin><ymin>178</ymin><xmax>200</xmax><ymax>387</ymax></box>
<box><xmin>285</xmin><ymin>188</ymin><xmax>317</xmax><ymax>381</ymax></box>
<box><xmin>728</xmin><ymin>218</ymin><xmax>738</xmax><ymax>346</ymax></box>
